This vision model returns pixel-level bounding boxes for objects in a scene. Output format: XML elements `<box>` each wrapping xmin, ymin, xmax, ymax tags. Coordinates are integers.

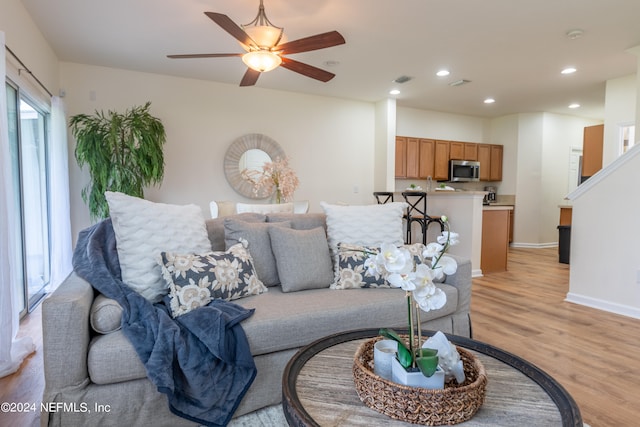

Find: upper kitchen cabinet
<box><xmin>449</xmin><ymin>141</ymin><xmax>478</xmax><ymax>161</ymax></box>
<box><xmin>478</xmin><ymin>144</ymin><xmax>503</xmax><ymax>181</ymax></box>
<box><xmin>434</xmin><ymin>140</ymin><xmax>450</xmax><ymax>180</ymax></box>
<box><xmin>582</xmin><ymin>124</ymin><xmax>604</xmax><ymax>178</ymax></box>
<box><xmin>395</xmin><ymin>136</ymin><xmax>407</xmax><ymax>178</ymax></box>
<box><xmin>418</xmin><ymin>139</ymin><xmax>436</xmax><ymax>179</ymax></box>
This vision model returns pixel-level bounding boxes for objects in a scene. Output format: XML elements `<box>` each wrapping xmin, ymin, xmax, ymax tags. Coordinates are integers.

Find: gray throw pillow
<box><xmin>90</xmin><ymin>294</ymin><xmax>123</xmax><ymax>334</ymax></box>
<box><xmin>224</xmin><ymin>218</ymin><xmax>291</xmax><ymax>286</ymax></box>
<box><xmin>268</xmin><ymin>226</ymin><xmax>334</xmax><ymax>293</ymax></box>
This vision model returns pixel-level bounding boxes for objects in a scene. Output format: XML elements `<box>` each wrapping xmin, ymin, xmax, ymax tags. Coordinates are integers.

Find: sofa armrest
<box><xmin>442</xmin><ymin>255</ymin><xmax>472</xmax><ymax>315</ymax></box>
<box><xmin>42</xmin><ymin>272</ymin><xmax>94</xmax><ymax>391</ymax></box>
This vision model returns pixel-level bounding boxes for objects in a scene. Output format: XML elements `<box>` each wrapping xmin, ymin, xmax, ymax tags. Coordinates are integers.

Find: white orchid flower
<box><xmin>438</xmin><ymin>255</ymin><xmax>458</xmax><ymax>275</ymax></box>
<box><xmin>378</xmin><ymin>244</ymin><xmax>412</xmax><ymax>274</ymax></box>
<box><xmin>437</xmin><ymin>231</ymin><xmax>459</xmax><ymax>246</ymax></box>
<box><xmin>423</xmin><ymin>242</ymin><xmax>444</xmax><ymax>259</ymax></box>
<box><xmin>364</xmin><ymin>254</ymin><xmax>383</xmax><ymax>276</ymax></box>
<box><xmin>387</xmin><ymin>271</ymin><xmax>417</xmax><ymax>291</ymax></box>
<box><xmin>414</xmin><ymin>283</ymin><xmax>447</xmax><ymax>312</ymax></box>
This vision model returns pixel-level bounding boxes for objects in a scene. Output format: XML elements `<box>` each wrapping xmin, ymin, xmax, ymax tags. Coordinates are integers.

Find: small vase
<box><xmin>274</xmin><ymin>188</ymin><xmax>282</xmax><ymax>204</ymax></box>
<box><xmin>391</xmin><ymin>356</ymin><xmax>445</xmax><ymax>389</ymax></box>
<box><xmin>373</xmin><ymin>339</ymin><xmax>397</xmax><ymax>381</ymax></box>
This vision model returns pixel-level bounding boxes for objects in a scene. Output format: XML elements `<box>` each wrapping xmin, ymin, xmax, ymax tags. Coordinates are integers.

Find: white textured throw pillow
<box><xmin>320</xmin><ymin>201</ymin><xmax>407</xmax><ymax>257</ymax></box>
<box><xmin>106</xmin><ymin>191</ymin><xmax>212</xmax><ymax>303</ymax></box>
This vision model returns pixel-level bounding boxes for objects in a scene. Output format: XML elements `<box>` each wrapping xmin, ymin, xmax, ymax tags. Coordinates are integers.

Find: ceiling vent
<box><xmin>449</xmin><ymin>79</ymin><xmax>471</xmax><ymax>87</ymax></box>
<box><xmin>393</xmin><ymin>75</ymin><xmax>412</xmax><ymax>84</ymax></box>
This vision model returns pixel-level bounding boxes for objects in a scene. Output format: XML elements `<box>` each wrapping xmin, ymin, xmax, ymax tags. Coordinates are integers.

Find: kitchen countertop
<box><xmin>483</xmin><ymin>204</ymin><xmax>514</xmax><ymax>210</ymax></box>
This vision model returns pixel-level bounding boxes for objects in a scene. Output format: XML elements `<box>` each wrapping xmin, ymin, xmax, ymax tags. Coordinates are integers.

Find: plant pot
<box><xmin>391</xmin><ymin>356</ymin><xmax>445</xmax><ymax>389</ymax></box>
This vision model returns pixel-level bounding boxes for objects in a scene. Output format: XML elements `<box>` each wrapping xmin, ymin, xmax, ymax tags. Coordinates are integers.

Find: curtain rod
<box><xmin>5</xmin><ymin>45</ymin><xmax>54</xmax><ymax>98</ymax></box>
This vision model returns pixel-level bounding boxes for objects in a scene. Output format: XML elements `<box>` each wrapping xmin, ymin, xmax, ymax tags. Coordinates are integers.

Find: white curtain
<box><xmin>48</xmin><ymin>96</ymin><xmax>72</xmax><ymax>291</ymax></box>
<box><xmin>0</xmin><ymin>32</ymin><xmax>36</xmax><ymax>378</ymax></box>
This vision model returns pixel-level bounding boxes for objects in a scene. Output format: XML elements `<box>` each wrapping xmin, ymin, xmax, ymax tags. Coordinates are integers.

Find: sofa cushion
<box><xmin>268</xmin><ymin>226</ymin><xmax>334</xmax><ymax>293</ymax></box>
<box><xmin>205</xmin><ymin>213</ymin><xmax>266</xmax><ymax>252</ymax></box>
<box><xmin>105</xmin><ymin>191</ymin><xmax>212</xmax><ymax>303</ymax></box>
<box><xmin>90</xmin><ymin>294</ymin><xmax>123</xmax><ymax>334</ymax></box>
<box><xmin>266</xmin><ymin>212</ymin><xmax>326</xmax><ymax>230</ymax></box>
<box><xmin>88</xmin><ymin>331</ymin><xmax>146</xmax><ymax>385</ymax></box>
<box><xmin>332</xmin><ymin>243</ymin><xmax>426</xmax><ymax>290</ymax></box>
<box><xmin>159</xmin><ymin>243</ymin><xmax>267</xmax><ymax>318</ymax></box>
<box><xmin>224</xmin><ymin>218</ymin><xmax>291</xmax><ymax>286</ymax></box>
<box><xmin>235</xmin><ymin>285</ymin><xmax>459</xmax><ymax>356</ymax></box>
<box><xmin>236</xmin><ymin>202</ymin><xmax>294</xmax><ymax>214</ymax></box>
<box><xmin>320</xmin><ymin>202</ymin><xmax>406</xmax><ymax>277</ymax></box>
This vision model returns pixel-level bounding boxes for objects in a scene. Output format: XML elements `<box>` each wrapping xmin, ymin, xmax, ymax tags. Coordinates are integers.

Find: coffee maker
<box><xmin>484</xmin><ymin>186</ymin><xmax>497</xmax><ymax>204</ymax></box>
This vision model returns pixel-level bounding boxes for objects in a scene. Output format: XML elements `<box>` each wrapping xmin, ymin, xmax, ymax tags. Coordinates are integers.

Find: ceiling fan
<box><xmin>167</xmin><ymin>0</ymin><xmax>346</xmax><ymax>87</ymax></box>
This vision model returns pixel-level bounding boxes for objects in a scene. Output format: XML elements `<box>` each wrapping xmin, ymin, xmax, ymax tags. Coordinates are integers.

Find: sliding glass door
<box><xmin>5</xmin><ymin>81</ymin><xmax>50</xmax><ymax>313</ymax></box>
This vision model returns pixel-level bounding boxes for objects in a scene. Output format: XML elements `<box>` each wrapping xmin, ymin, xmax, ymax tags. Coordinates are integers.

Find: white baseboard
<box><xmin>565</xmin><ymin>292</ymin><xmax>640</xmax><ymax>320</ymax></box>
<box><xmin>471</xmin><ymin>269</ymin><xmax>483</xmax><ymax>278</ymax></box>
<box><xmin>510</xmin><ymin>242</ymin><xmax>558</xmax><ymax>249</ymax></box>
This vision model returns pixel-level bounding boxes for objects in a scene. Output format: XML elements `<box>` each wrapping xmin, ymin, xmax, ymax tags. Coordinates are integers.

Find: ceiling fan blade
<box><xmin>280</xmin><ymin>57</ymin><xmax>336</xmax><ymax>82</ymax></box>
<box><xmin>204</xmin><ymin>12</ymin><xmax>255</xmax><ymax>48</ymax></box>
<box><xmin>240</xmin><ymin>68</ymin><xmax>261</xmax><ymax>87</ymax></box>
<box><xmin>276</xmin><ymin>31</ymin><xmax>345</xmax><ymax>55</ymax></box>
<box><xmin>167</xmin><ymin>53</ymin><xmax>243</xmax><ymax>59</ymax></box>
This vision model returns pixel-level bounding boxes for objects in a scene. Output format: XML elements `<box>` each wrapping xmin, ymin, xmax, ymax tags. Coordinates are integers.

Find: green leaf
<box><xmin>379</xmin><ymin>328</ymin><xmax>413</xmax><ymax>368</ymax></box>
<box><xmin>415</xmin><ymin>354</ymin><xmax>439</xmax><ymax>377</ymax></box>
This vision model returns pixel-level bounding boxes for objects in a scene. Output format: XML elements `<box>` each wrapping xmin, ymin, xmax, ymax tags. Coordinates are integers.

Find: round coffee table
<box><xmin>282</xmin><ymin>328</ymin><xmax>582</xmax><ymax>426</ymax></box>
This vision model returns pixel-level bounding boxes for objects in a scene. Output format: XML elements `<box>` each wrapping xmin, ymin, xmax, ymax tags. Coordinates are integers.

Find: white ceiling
<box><xmin>21</xmin><ymin>0</ymin><xmax>640</xmax><ymax>119</ymax></box>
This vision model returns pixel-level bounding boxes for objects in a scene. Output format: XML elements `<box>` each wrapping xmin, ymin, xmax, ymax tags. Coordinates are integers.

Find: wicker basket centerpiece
<box><xmin>353</xmin><ymin>336</ymin><xmax>487</xmax><ymax>425</ymax></box>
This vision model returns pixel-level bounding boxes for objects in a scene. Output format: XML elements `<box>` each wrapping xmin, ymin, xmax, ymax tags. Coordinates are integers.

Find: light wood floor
<box><xmin>1</xmin><ymin>247</ymin><xmax>639</xmax><ymax>426</ymax></box>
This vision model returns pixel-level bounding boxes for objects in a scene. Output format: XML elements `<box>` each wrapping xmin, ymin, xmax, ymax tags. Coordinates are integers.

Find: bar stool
<box><xmin>373</xmin><ymin>192</ymin><xmax>394</xmax><ymax>204</ymax></box>
<box><xmin>401</xmin><ymin>191</ymin><xmax>445</xmax><ymax>244</ymax></box>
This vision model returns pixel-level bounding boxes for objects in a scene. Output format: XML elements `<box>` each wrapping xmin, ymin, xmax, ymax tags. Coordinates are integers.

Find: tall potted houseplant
<box><xmin>70</xmin><ymin>102</ymin><xmax>166</xmax><ymax>220</ymax></box>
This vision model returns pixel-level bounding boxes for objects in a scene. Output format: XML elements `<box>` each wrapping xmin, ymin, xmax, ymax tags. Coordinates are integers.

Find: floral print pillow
<box><xmin>332</xmin><ymin>242</ymin><xmax>425</xmax><ymax>290</ymax></box>
<box><xmin>159</xmin><ymin>242</ymin><xmax>267</xmax><ymax>317</ymax></box>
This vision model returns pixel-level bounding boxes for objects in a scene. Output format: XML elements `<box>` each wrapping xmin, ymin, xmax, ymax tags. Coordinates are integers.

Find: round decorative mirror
<box><xmin>224</xmin><ymin>133</ymin><xmax>286</xmax><ymax>199</ymax></box>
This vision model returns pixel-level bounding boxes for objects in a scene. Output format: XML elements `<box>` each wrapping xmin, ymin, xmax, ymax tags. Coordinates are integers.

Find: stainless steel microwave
<box><xmin>450</xmin><ymin>160</ymin><xmax>480</xmax><ymax>182</ymax></box>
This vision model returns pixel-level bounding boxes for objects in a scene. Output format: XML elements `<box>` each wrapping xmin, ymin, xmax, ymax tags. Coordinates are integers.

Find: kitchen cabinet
<box><xmin>405</xmin><ymin>137</ymin><xmax>420</xmax><ymax>178</ymax></box>
<box><xmin>490</xmin><ymin>144</ymin><xmax>503</xmax><ymax>181</ymax></box>
<box><xmin>418</xmin><ymin>139</ymin><xmax>435</xmax><ymax>179</ymax></box>
<box><xmin>395</xmin><ymin>136</ymin><xmax>407</xmax><ymax>178</ymax></box>
<box><xmin>448</xmin><ymin>141</ymin><xmax>478</xmax><ymax>161</ymax></box>
<box><xmin>464</xmin><ymin>143</ymin><xmax>478</xmax><ymax>161</ymax></box>
<box><xmin>582</xmin><ymin>124</ymin><xmax>604</xmax><ymax>177</ymax></box>
<box><xmin>434</xmin><ymin>140</ymin><xmax>450</xmax><ymax>180</ymax></box>
<box><xmin>481</xmin><ymin>207</ymin><xmax>511</xmax><ymax>273</ymax></box>
<box><xmin>509</xmin><ymin>208</ymin><xmax>514</xmax><ymax>243</ymax></box>
<box><xmin>478</xmin><ymin>144</ymin><xmax>503</xmax><ymax>181</ymax></box>
<box><xmin>449</xmin><ymin>141</ymin><xmax>464</xmax><ymax>160</ymax></box>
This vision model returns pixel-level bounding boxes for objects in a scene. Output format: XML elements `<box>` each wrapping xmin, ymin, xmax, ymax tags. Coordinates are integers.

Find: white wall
<box><xmin>603</xmin><ymin>74</ymin><xmax>637</xmax><ymax>166</ymax></box>
<box><xmin>59</xmin><ymin>63</ymin><xmax>376</xmax><ymax>239</ymax></box>
<box><xmin>567</xmin><ymin>145</ymin><xmax>640</xmax><ymax>319</ymax></box>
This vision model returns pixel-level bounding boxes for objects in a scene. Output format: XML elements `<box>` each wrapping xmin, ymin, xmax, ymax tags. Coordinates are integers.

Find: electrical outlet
<box><xmin>353</xmin><ymin>185</ymin><xmax>359</xmax><ymax>194</ymax></box>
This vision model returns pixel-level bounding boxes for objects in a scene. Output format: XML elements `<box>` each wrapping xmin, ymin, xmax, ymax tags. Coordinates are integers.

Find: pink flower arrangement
<box><xmin>242</xmin><ymin>156</ymin><xmax>299</xmax><ymax>203</ymax></box>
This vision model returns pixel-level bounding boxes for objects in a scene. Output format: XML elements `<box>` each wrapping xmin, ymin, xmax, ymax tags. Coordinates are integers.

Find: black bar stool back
<box><xmin>373</xmin><ymin>192</ymin><xmax>394</xmax><ymax>204</ymax></box>
<box><xmin>401</xmin><ymin>191</ymin><xmax>445</xmax><ymax>244</ymax></box>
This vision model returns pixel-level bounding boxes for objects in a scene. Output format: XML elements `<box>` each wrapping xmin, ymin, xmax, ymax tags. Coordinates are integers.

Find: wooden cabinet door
<box><xmin>490</xmin><ymin>145</ymin><xmax>503</xmax><ymax>181</ymax></box>
<box><xmin>582</xmin><ymin>124</ymin><xmax>604</xmax><ymax>177</ymax></box>
<box><xmin>478</xmin><ymin>144</ymin><xmax>490</xmax><ymax>181</ymax></box>
<box><xmin>449</xmin><ymin>141</ymin><xmax>464</xmax><ymax>160</ymax></box>
<box><xmin>418</xmin><ymin>139</ymin><xmax>435</xmax><ymax>179</ymax></box>
<box><xmin>434</xmin><ymin>140</ymin><xmax>450</xmax><ymax>180</ymax></box>
<box><xmin>395</xmin><ymin>136</ymin><xmax>407</xmax><ymax>178</ymax></box>
<box><xmin>464</xmin><ymin>143</ymin><xmax>478</xmax><ymax>161</ymax></box>
<box><xmin>406</xmin><ymin>137</ymin><xmax>420</xmax><ymax>178</ymax></box>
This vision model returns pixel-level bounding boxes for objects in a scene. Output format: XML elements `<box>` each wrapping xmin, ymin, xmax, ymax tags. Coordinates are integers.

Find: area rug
<box><xmin>227</xmin><ymin>404</ymin><xmax>287</xmax><ymax>426</ymax></box>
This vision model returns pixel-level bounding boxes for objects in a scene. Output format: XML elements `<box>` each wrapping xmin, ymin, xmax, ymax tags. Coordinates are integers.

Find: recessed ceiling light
<box><xmin>566</xmin><ymin>29</ymin><xmax>584</xmax><ymax>40</ymax></box>
<box><xmin>561</xmin><ymin>67</ymin><xmax>577</xmax><ymax>74</ymax></box>
<box><xmin>484</xmin><ymin>98</ymin><xmax>495</xmax><ymax>104</ymax></box>
<box><xmin>436</xmin><ymin>70</ymin><xmax>450</xmax><ymax>77</ymax></box>
<box><xmin>568</xmin><ymin>103</ymin><xmax>580</xmax><ymax>109</ymax></box>
<box><xmin>389</xmin><ymin>89</ymin><xmax>400</xmax><ymax>95</ymax></box>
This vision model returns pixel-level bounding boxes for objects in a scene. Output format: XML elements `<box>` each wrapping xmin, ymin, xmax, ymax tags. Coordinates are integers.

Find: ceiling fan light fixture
<box><xmin>242</xmin><ymin>50</ymin><xmax>282</xmax><ymax>72</ymax></box>
<box><xmin>242</xmin><ymin>0</ymin><xmax>284</xmax><ymax>48</ymax></box>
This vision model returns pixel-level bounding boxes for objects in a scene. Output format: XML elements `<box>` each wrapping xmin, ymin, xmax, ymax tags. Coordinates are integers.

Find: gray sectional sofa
<box><xmin>41</xmin><ymin>211</ymin><xmax>472</xmax><ymax>427</ymax></box>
